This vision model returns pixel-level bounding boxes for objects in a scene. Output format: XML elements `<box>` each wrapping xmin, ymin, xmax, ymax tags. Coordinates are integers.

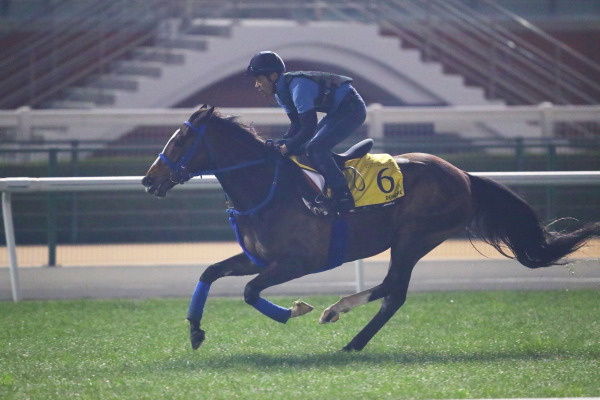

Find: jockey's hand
<box><xmin>279</xmin><ymin>144</ymin><xmax>288</xmax><ymax>155</ymax></box>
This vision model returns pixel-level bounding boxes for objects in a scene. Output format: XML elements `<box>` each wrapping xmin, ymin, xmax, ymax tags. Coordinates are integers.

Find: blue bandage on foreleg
<box><xmin>187</xmin><ymin>281</ymin><xmax>210</xmax><ymax>322</ymax></box>
<box><xmin>252</xmin><ymin>297</ymin><xmax>291</xmax><ymax>324</ymax></box>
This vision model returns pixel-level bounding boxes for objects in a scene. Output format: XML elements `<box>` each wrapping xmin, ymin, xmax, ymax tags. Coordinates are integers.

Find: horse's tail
<box><xmin>467</xmin><ymin>174</ymin><xmax>600</xmax><ymax>268</ymax></box>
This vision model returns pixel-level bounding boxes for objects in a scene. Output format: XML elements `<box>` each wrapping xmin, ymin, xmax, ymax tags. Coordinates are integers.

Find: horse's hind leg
<box><xmin>320</xmin><ymin>285</ymin><xmax>388</xmax><ymax>323</ymax></box>
<box><xmin>321</xmin><ymin>251</ymin><xmax>415</xmax><ymax>351</ymax></box>
<box><xmin>342</xmin><ymin>266</ymin><xmax>413</xmax><ymax>351</ymax></box>
<box><xmin>319</xmin><ymin>243</ymin><xmax>422</xmax><ymax>325</ymax></box>
<box><xmin>188</xmin><ymin>253</ymin><xmax>259</xmax><ymax>349</ymax></box>
<box><xmin>340</xmin><ymin>238</ymin><xmax>443</xmax><ymax>351</ymax></box>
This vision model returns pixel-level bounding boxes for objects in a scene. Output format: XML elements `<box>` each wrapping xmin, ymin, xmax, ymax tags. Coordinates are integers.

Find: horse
<box><xmin>142</xmin><ymin>105</ymin><xmax>599</xmax><ymax>351</ymax></box>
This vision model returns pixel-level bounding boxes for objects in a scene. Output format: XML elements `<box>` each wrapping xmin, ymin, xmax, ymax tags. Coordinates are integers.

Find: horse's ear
<box><xmin>203</xmin><ymin>106</ymin><xmax>215</xmax><ymax>120</ymax></box>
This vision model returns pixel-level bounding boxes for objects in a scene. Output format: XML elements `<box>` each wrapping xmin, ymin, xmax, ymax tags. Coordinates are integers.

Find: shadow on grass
<box><xmin>156</xmin><ymin>348</ymin><xmax>597</xmax><ymax>372</ymax></box>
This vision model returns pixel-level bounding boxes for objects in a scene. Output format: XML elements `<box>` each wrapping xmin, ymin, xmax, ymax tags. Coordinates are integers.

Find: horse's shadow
<box><xmin>159</xmin><ymin>348</ymin><xmax>588</xmax><ymax>372</ymax></box>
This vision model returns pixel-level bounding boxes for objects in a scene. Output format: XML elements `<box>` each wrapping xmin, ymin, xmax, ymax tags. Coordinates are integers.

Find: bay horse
<box><xmin>142</xmin><ymin>105</ymin><xmax>599</xmax><ymax>351</ymax></box>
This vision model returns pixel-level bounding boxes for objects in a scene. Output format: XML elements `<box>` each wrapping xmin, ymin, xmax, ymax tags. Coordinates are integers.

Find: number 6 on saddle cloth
<box><xmin>291</xmin><ymin>151</ymin><xmax>405</xmax><ymax>210</ymax></box>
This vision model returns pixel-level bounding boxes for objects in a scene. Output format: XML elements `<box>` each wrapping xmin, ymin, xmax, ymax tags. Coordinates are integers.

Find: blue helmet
<box><xmin>246</xmin><ymin>51</ymin><xmax>286</xmax><ymax>76</ymax></box>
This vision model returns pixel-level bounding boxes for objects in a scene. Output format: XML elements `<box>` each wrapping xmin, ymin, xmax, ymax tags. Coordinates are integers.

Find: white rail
<box><xmin>2</xmin><ymin>172</ymin><xmax>600</xmax><ymax>302</ymax></box>
<box><xmin>2</xmin><ymin>104</ymin><xmax>600</xmax><ymax>142</ymax></box>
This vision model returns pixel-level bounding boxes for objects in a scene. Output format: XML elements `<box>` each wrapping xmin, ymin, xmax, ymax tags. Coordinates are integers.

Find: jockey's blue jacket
<box><xmin>273</xmin><ymin>71</ymin><xmax>361</xmax><ymax>154</ymax></box>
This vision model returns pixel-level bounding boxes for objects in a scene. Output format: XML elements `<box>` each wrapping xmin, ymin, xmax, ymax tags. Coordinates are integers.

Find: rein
<box><xmin>159</xmin><ymin>121</ymin><xmax>264</xmax><ymax>183</ymax></box>
<box><xmin>159</xmin><ymin>119</ymin><xmax>281</xmax><ymax>217</ymax></box>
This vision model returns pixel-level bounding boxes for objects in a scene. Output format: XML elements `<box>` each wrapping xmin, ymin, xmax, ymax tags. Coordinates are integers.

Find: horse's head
<box><xmin>142</xmin><ymin>105</ymin><xmax>216</xmax><ymax>197</ymax></box>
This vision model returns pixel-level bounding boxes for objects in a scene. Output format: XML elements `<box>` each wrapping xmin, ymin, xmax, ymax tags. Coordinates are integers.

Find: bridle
<box><xmin>158</xmin><ymin>118</ymin><xmax>282</xmax><ymax>217</ymax></box>
<box><xmin>159</xmin><ymin>120</ymin><xmax>265</xmax><ymax>184</ymax></box>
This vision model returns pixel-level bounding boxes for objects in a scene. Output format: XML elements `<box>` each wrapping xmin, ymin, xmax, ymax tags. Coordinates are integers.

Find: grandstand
<box><xmin>1</xmin><ymin>0</ymin><xmax>600</xmax><ymax>110</ymax></box>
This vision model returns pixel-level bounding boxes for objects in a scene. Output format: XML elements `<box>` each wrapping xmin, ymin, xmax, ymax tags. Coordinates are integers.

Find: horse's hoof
<box><xmin>319</xmin><ymin>309</ymin><xmax>339</xmax><ymax>324</ymax></box>
<box><xmin>190</xmin><ymin>328</ymin><xmax>206</xmax><ymax>350</ymax></box>
<box><xmin>342</xmin><ymin>343</ymin><xmax>362</xmax><ymax>352</ymax></box>
<box><xmin>290</xmin><ymin>300</ymin><xmax>314</xmax><ymax>318</ymax></box>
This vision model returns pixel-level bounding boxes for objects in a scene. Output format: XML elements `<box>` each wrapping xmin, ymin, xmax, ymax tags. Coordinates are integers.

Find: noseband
<box><xmin>158</xmin><ymin>120</ymin><xmax>265</xmax><ymax>184</ymax></box>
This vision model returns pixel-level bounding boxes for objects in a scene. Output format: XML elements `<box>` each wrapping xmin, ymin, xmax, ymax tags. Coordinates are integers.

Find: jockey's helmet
<box><xmin>246</xmin><ymin>51</ymin><xmax>286</xmax><ymax>76</ymax></box>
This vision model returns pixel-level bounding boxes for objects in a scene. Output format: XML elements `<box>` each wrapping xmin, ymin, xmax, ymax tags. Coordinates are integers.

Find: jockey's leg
<box><xmin>306</xmin><ymin>97</ymin><xmax>366</xmax><ymax>211</ymax></box>
<box><xmin>307</xmin><ymin>143</ymin><xmax>354</xmax><ymax>212</ymax></box>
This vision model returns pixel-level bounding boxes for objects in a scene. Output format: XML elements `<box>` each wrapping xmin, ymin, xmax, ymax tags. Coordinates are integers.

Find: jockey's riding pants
<box><xmin>305</xmin><ymin>89</ymin><xmax>367</xmax><ymax>189</ymax></box>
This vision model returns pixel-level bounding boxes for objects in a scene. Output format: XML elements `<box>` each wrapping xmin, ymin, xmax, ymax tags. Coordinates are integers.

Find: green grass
<box><xmin>1</xmin><ymin>291</ymin><xmax>599</xmax><ymax>399</ymax></box>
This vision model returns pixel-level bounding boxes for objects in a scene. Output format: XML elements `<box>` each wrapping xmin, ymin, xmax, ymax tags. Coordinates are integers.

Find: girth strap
<box><xmin>229</xmin><ymin>214</ymin><xmax>348</xmax><ymax>271</ymax></box>
<box><xmin>228</xmin><ymin>214</ymin><xmax>269</xmax><ymax>267</ymax></box>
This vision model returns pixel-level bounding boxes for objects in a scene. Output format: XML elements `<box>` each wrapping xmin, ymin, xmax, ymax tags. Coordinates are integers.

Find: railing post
<box><xmin>16</xmin><ymin>106</ymin><xmax>33</xmax><ymax>141</ymax></box>
<box><xmin>367</xmin><ymin>103</ymin><xmax>384</xmax><ymax>141</ymax></box>
<box><xmin>354</xmin><ymin>259</ymin><xmax>364</xmax><ymax>293</ymax></box>
<box><xmin>546</xmin><ymin>143</ymin><xmax>557</xmax><ymax>220</ymax></box>
<box><xmin>47</xmin><ymin>149</ymin><xmax>58</xmax><ymax>267</ymax></box>
<box><xmin>70</xmin><ymin>141</ymin><xmax>80</xmax><ymax>243</ymax></box>
<box><xmin>2</xmin><ymin>192</ymin><xmax>21</xmax><ymax>302</ymax></box>
<box><xmin>515</xmin><ymin>137</ymin><xmax>524</xmax><ymax>171</ymax></box>
<box><xmin>539</xmin><ymin>102</ymin><xmax>554</xmax><ymax>137</ymax></box>
<box><xmin>16</xmin><ymin>106</ymin><xmax>33</xmax><ymax>163</ymax></box>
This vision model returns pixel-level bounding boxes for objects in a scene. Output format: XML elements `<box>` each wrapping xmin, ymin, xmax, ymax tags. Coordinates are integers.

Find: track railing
<box><xmin>3</xmin><ymin>171</ymin><xmax>600</xmax><ymax>302</ymax></box>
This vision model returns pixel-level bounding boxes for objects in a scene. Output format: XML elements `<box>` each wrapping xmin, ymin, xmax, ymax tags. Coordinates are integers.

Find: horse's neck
<box><xmin>210</xmin><ymin>120</ymin><xmax>288</xmax><ymax>213</ymax></box>
<box><xmin>221</xmin><ymin>166</ymin><xmax>276</xmax><ymax>211</ymax></box>
<box><xmin>216</xmin><ymin>147</ymin><xmax>280</xmax><ymax>213</ymax></box>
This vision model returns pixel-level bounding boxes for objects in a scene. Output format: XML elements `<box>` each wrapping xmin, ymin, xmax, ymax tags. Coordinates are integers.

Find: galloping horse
<box><xmin>142</xmin><ymin>105</ymin><xmax>599</xmax><ymax>351</ymax></box>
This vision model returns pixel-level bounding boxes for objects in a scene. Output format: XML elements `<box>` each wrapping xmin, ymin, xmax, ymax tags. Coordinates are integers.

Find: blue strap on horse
<box><xmin>229</xmin><ymin>211</ymin><xmax>348</xmax><ymax>272</ymax></box>
<box><xmin>225</xmin><ymin>155</ymin><xmax>348</xmax><ymax>270</ymax></box>
<box><xmin>228</xmin><ymin>213</ymin><xmax>269</xmax><ymax>267</ymax></box>
<box><xmin>225</xmin><ymin>157</ymin><xmax>282</xmax><ymax>267</ymax></box>
<box><xmin>319</xmin><ymin>216</ymin><xmax>348</xmax><ymax>272</ymax></box>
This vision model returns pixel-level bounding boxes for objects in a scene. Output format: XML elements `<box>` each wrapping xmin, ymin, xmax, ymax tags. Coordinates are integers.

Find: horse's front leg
<box><xmin>243</xmin><ymin>256</ymin><xmax>314</xmax><ymax>324</ymax></box>
<box><xmin>188</xmin><ymin>253</ymin><xmax>259</xmax><ymax>350</ymax></box>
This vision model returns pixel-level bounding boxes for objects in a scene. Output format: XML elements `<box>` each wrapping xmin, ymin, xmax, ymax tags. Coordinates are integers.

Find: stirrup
<box><xmin>333</xmin><ymin>188</ymin><xmax>355</xmax><ymax>213</ymax></box>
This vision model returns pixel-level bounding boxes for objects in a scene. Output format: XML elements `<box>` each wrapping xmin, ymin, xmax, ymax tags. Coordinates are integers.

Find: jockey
<box><xmin>246</xmin><ymin>51</ymin><xmax>367</xmax><ymax>213</ymax></box>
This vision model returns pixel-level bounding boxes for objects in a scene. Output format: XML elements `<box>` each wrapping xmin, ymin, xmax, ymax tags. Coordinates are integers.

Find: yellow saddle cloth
<box><xmin>290</xmin><ymin>153</ymin><xmax>404</xmax><ymax>209</ymax></box>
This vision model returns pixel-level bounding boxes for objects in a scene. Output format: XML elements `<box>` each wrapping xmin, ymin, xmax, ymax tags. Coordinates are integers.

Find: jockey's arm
<box><xmin>283</xmin><ymin>110</ymin><xmax>318</xmax><ymax>153</ymax></box>
<box><xmin>283</xmin><ymin>112</ymin><xmax>300</xmax><ymax>139</ymax></box>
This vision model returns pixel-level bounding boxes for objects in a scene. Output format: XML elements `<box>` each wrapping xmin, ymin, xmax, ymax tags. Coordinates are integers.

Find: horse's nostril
<box><xmin>141</xmin><ymin>176</ymin><xmax>153</xmax><ymax>187</ymax></box>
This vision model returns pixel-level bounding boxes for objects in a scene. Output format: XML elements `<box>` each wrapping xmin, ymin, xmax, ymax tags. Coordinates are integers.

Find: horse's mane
<box><xmin>211</xmin><ymin>109</ymin><xmax>268</xmax><ymax>145</ymax></box>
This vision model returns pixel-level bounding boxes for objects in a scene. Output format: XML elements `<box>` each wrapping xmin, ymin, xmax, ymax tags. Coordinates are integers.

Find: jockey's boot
<box><xmin>331</xmin><ymin>186</ymin><xmax>355</xmax><ymax>213</ymax></box>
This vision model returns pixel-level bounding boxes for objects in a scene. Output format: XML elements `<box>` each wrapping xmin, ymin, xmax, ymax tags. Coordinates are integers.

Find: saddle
<box><xmin>292</xmin><ymin>139</ymin><xmax>374</xmax><ymax>172</ymax></box>
<box><xmin>288</xmin><ymin>139</ymin><xmax>404</xmax><ymax>216</ymax></box>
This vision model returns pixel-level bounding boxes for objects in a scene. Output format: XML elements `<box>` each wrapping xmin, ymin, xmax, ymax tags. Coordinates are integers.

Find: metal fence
<box><xmin>2</xmin><ymin>172</ymin><xmax>600</xmax><ymax>302</ymax></box>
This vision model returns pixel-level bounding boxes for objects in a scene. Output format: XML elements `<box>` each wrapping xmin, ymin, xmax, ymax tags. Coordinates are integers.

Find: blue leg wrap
<box><xmin>252</xmin><ymin>297</ymin><xmax>291</xmax><ymax>324</ymax></box>
<box><xmin>187</xmin><ymin>281</ymin><xmax>210</xmax><ymax>322</ymax></box>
